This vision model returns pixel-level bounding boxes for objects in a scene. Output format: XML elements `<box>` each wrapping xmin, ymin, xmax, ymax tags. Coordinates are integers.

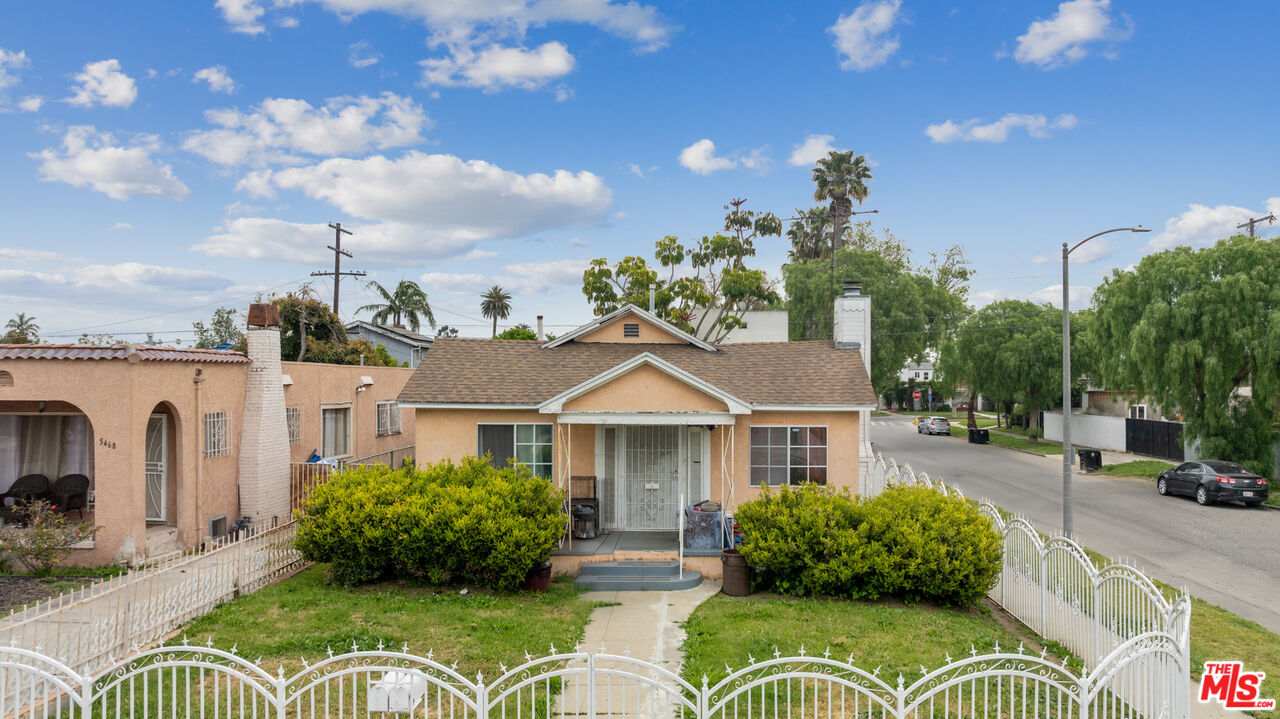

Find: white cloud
<box><xmin>216</xmin><ymin>0</ymin><xmax>266</xmax><ymax>35</ymax></box>
<box><xmin>246</xmin><ymin>152</ymin><xmax>613</xmax><ymax>233</ymax></box>
<box><xmin>32</xmin><ymin>126</ymin><xmax>190</xmax><ymax>201</ymax></box>
<box><xmin>1013</xmin><ymin>0</ymin><xmax>1132</xmax><ymax>69</ymax></box>
<box><xmin>462</xmin><ymin>248</ymin><xmax>498</xmax><ymax>260</ymax></box>
<box><xmin>0</xmin><ymin>48</ymin><xmax>29</xmax><ymax>90</ymax></box>
<box><xmin>194</xmin><ymin>218</ymin><xmax>478</xmax><ymax>266</ymax></box>
<box><xmin>787</xmin><ymin>134</ymin><xmax>838</xmax><ymax>167</ymax></box>
<box><xmin>66</xmin><ymin>59</ymin><xmax>137</xmax><ymax>108</ymax></box>
<box><xmin>224</xmin><ymin>200</ymin><xmax>266</xmax><ymax>216</ymax></box>
<box><xmin>183</xmin><ymin>92</ymin><xmax>430</xmax><ymax>166</ymax></box>
<box><xmin>0</xmin><ymin>263</ymin><xmax>231</xmax><ymax>307</ymax></box>
<box><xmin>276</xmin><ymin>15</ymin><xmax>299</xmax><ymax>28</ymax></box>
<box><xmin>1146</xmin><ymin>203</ymin><xmax>1261</xmax><ymax>251</ymax></box>
<box><xmin>627</xmin><ymin>163</ymin><xmax>657</xmax><ymax>179</ymax></box>
<box><xmin>1267</xmin><ymin>197</ymin><xmax>1280</xmax><ymax>220</ymax></box>
<box><xmin>738</xmin><ymin>146</ymin><xmax>772</xmax><ymax>173</ymax></box>
<box><xmin>0</xmin><ymin>248</ymin><xmax>62</xmax><ymax>263</ymax></box>
<box><xmin>17</xmin><ymin>96</ymin><xmax>43</xmax><ymax>112</ymax></box>
<box><xmin>569</xmin><ymin>238</ymin><xmax>588</xmax><ymax>248</ymax></box>
<box><xmin>348</xmin><ymin>41</ymin><xmax>381</xmax><ymax>68</ymax></box>
<box><xmin>925</xmin><ymin>113</ymin><xmax>1078</xmax><ymax>143</ymax></box>
<box><xmin>678</xmin><ymin>139</ymin><xmax>737</xmax><ymax>175</ymax></box>
<box><xmin>108</xmin><ymin>222</ymin><xmax>134</xmax><ymax>231</ymax></box>
<box><xmin>970</xmin><ymin>284</ymin><xmax>1092</xmax><ymax>309</ymax></box>
<box><xmin>420</xmin><ymin>42</ymin><xmax>575</xmax><ymax>91</ymax></box>
<box><xmin>829</xmin><ymin>0</ymin><xmax>903</xmax><ymax>71</ymax></box>
<box><xmin>194</xmin><ymin>65</ymin><xmax>236</xmax><ymax>93</ymax></box>
<box><xmin>423</xmin><ymin>258</ymin><xmax>587</xmax><ymax>296</ymax></box>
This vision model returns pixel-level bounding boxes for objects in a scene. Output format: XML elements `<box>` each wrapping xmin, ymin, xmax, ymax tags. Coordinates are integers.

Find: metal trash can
<box><xmin>571</xmin><ymin>502</ymin><xmax>597</xmax><ymax>539</ymax></box>
<box><xmin>721</xmin><ymin>549</ymin><xmax>750</xmax><ymax>596</ymax></box>
<box><xmin>1077</xmin><ymin>449</ymin><xmax>1102</xmax><ymax>472</ymax></box>
<box><xmin>968</xmin><ymin>428</ymin><xmax>989</xmax><ymax>444</ymax></box>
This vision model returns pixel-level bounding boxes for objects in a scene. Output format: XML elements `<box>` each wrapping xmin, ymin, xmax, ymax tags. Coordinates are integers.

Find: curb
<box><xmin>946</xmin><ymin>431</ymin><xmax>1064</xmax><ymax>459</ymax></box>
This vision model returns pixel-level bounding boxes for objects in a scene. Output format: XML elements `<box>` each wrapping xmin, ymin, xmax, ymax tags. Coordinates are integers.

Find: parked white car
<box><xmin>917</xmin><ymin>416</ymin><xmax>951</xmax><ymax>436</ymax></box>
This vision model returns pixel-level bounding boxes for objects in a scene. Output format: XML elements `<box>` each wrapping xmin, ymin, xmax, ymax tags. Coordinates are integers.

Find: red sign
<box><xmin>912</xmin><ymin>390</ymin><xmax>922</xmax><ymax>400</ymax></box>
<box><xmin>1200</xmin><ymin>662</ymin><xmax>1275</xmax><ymax>710</ymax></box>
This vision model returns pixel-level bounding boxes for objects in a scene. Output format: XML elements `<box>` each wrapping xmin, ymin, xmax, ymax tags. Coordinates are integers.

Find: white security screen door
<box><xmin>144</xmin><ymin>414</ymin><xmax>167</xmax><ymax>522</ymax></box>
<box><xmin>684</xmin><ymin>427</ymin><xmax>710</xmax><ymax>506</ymax></box>
<box><xmin>623</xmin><ymin>426</ymin><xmax>680</xmax><ymax>530</ymax></box>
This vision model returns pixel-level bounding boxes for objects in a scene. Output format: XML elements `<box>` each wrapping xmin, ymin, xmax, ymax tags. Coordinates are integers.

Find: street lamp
<box><xmin>1061</xmin><ymin>226</ymin><xmax>1149</xmax><ymax>540</ymax></box>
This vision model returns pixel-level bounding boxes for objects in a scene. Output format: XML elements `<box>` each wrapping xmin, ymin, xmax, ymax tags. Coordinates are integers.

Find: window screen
<box><xmin>477</xmin><ymin>425</ymin><xmax>515</xmax><ymax>469</ymax></box>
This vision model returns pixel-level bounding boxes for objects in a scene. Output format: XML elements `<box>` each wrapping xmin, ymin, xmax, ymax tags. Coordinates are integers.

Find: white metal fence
<box><xmin>865</xmin><ymin>451</ymin><xmax>1192</xmax><ymax>718</ymax></box>
<box><xmin>0</xmin><ymin>522</ymin><xmax>304</xmax><ymax>675</ymax></box>
<box><xmin>0</xmin><ymin>639</ymin><xmax>1186</xmax><ymax>718</ymax></box>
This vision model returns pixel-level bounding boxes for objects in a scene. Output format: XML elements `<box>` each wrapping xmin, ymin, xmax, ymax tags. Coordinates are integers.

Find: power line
<box><xmin>310</xmin><ymin>222</ymin><xmax>366</xmax><ymax>318</ymax></box>
<box><xmin>1237</xmin><ymin>213</ymin><xmax>1276</xmax><ymax>237</ymax></box>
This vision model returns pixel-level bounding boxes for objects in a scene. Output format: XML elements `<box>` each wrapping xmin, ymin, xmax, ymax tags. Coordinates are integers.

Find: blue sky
<box><xmin>1</xmin><ymin>0</ymin><xmax>1277</xmax><ymax>343</ymax></box>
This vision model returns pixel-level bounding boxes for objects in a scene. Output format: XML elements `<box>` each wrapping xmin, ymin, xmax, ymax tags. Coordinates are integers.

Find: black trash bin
<box><xmin>721</xmin><ymin>549</ymin><xmax>751</xmax><ymax>597</ymax></box>
<box><xmin>1077</xmin><ymin>449</ymin><xmax>1102</xmax><ymax>472</ymax></box>
<box><xmin>968</xmin><ymin>428</ymin><xmax>990</xmax><ymax>444</ymax></box>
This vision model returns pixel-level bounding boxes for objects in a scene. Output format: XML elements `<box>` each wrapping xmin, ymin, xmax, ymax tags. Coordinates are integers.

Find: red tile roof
<box><xmin>0</xmin><ymin>344</ymin><xmax>250</xmax><ymax>364</ymax></box>
<box><xmin>398</xmin><ymin>338</ymin><xmax>876</xmax><ymax>407</ymax></box>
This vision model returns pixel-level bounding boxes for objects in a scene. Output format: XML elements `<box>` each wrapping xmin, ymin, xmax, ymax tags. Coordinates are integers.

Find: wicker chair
<box><xmin>45</xmin><ymin>474</ymin><xmax>90</xmax><ymax>519</ymax></box>
<box><xmin>1</xmin><ymin>474</ymin><xmax>50</xmax><ymax>526</ymax></box>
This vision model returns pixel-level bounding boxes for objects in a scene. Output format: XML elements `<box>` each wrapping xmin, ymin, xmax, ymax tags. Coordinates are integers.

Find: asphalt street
<box><xmin>871</xmin><ymin>416</ymin><xmax>1280</xmax><ymax>635</ymax></box>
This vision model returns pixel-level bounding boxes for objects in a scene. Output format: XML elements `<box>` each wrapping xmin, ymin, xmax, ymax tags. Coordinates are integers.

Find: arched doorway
<box><xmin>144</xmin><ymin>403</ymin><xmax>180</xmax><ymax>527</ymax></box>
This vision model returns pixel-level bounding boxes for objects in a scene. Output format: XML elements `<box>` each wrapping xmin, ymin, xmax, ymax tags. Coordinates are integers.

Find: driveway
<box><xmin>872</xmin><ymin>416</ymin><xmax>1280</xmax><ymax>636</ymax></box>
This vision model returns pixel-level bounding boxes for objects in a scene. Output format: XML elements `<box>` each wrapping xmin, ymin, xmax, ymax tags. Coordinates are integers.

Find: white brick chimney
<box><xmin>237</xmin><ymin>304</ymin><xmax>291</xmax><ymax>527</ymax></box>
<box><xmin>833</xmin><ymin>281</ymin><xmax>875</xmax><ymax>493</ymax></box>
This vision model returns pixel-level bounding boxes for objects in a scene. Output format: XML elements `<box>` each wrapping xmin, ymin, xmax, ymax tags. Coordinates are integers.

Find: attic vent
<box><xmin>623</xmin><ymin>323</ymin><xmax>640</xmax><ymax>338</ymax></box>
<box><xmin>0</xmin><ymin>371</ymin><xmax>11</xmax><ymax>388</ymax></box>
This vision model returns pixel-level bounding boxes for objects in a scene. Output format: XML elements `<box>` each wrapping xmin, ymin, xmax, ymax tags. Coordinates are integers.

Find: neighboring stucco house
<box><xmin>398</xmin><ymin>285</ymin><xmax>877</xmax><ymax>576</ymax></box>
<box><xmin>0</xmin><ymin>304</ymin><xmax>414</xmax><ymax>564</ymax></box>
<box><xmin>687</xmin><ymin>308</ymin><xmax>789</xmax><ymax>344</ymax></box>
<box><xmin>344</xmin><ymin>321</ymin><xmax>434</xmax><ymax>368</ymax></box>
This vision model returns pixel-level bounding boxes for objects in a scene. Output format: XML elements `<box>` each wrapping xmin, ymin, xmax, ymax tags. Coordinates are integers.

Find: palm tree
<box><xmin>359</xmin><ymin>279</ymin><xmax>436</xmax><ymax>332</ymax></box>
<box><xmin>479</xmin><ymin>285</ymin><xmax>513</xmax><ymax>338</ymax></box>
<box><xmin>4</xmin><ymin>313</ymin><xmax>38</xmax><ymax>343</ymax></box>
<box><xmin>786</xmin><ymin>206</ymin><xmax>833</xmax><ymax>261</ymax></box>
<box><xmin>811</xmin><ymin>150</ymin><xmax>872</xmax><ymax>256</ymax></box>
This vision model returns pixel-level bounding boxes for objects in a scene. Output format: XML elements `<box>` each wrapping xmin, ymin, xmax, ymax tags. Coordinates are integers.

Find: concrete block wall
<box><xmin>238</xmin><ymin>327</ymin><xmax>291</xmax><ymax>525</ymax></box>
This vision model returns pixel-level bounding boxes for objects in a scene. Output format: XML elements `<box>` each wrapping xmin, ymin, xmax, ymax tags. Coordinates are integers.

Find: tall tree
<box><xmin>582</xmin><ymin>199</ymin><xmax>783</xmax><ymax>343</ymax></box>
<box><xmin>480</xmin><ymin>285</ymin><xmax>512</xmax><ymax>338</ymax></box>
<box><xmin>192</xmin><ymin>307</ymin><xmax>246</xmax><ymax>349</ymax></box>
<box><xmin>811</xmin><ymin>150</ymin><xmax>872</xmax><ymax>255</ymax></box>
<box><xmin>784</xmin><ymin>247</ymin><xmax>966</xmax><ymax>395</ymax></box>
<box><xmin>358</xmin><ymin>279</ymin><xmax>436</xmax><ymax>332</ymax></box>
<box><xmin>937</xmin><ymin>300</ymin><xmax>1065</xmax><ymax>437</ymax></box>
<box><xmin>1091</xmin><ymin>235</ymin><xmax>1280</xmax><ymax>474</ymax></box>
<box><xmin>786</xmin><ymin>206</ymin><xmax>832</xmax><ymax>261</ymax></box>
<box><xmin>3</xmin><ymin>313</ymin><xmax>38</xmax><ymax>344</ymax></box>
<box><xmin>272</xmin><ymin>289</ymin><xmax>347</xmax><ymax>363</ymax></box>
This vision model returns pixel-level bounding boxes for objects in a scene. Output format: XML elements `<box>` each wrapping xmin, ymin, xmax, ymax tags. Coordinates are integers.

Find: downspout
<box><xmin>193</xmin><ymin>367</ymin><xmax>205</xmax><ymax>543</ymax></box>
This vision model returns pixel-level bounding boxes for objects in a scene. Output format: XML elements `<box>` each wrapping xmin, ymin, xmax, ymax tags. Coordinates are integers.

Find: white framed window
<box><xmin>1129</xmin><ymin>404</ymin><xmax>1148</xmax><ymax>420</ymax></box>
<box><xmin>477</xmin><ymin>423</ymin><xmax>552</xmax><ymax>477</ymax></box>
<box><xmin>204</xmin><ymin>412</ymin><xmax>229</xmax><ymax>457</ymax></box>
<box><xmin>286</xmin><ymin>407</ymin><xmax>301</xmax><ymax>444</ymax></box>
<box><xmin>376</xmin><ymin>401</ymin><xmax>402</xmax><ymax>437</ymax></box>
<box><xmin>749</xmin><ymin>426</ymin><xmax>827</xmax><ymax>487</ymax></box>
<box><xmin>322</xmin><ymin>404</ymin><xmax>352</xmax><ymax>458</ymax></box>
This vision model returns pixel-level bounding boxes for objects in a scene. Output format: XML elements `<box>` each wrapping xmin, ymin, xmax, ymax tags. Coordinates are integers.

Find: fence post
<box><xmin>80</xmin><ymin>665</ymin><xmax>93</xmax><ymax>719</ymax></box>
<box><xmin>476</xmin><ymin>670</ymin><xmax>489</xmax><ymax>719</ymax></box>
<box><xmin>1039</xmin><ymin>548</ymin><xmax>1048</xmax><ymax>637</ymax></box>
<box><xmin>586</xmin><ymin>652</ymin><xmax>596</xmax><ymax>719</ymax></box>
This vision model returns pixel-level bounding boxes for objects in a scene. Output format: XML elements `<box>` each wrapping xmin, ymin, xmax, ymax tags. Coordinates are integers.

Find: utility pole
<box><xmin>310</xmin><ymin>222</ymin><xmax>366</xmax><ymax>318</ymax></box>
<box><xmin>1236</xmin><ymin>213</ymin><xmax>1275</xmax><ymax>237</ymax></box>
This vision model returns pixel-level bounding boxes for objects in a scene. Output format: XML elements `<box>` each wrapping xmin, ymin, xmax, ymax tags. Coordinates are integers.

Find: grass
<box><xmin>682</xmin><ymin>594</ymin><xmax>1046</xmax><ymax>688</ymax></box>
<box><xmin>182</xmin><ymin>565</ymin><xmax>601</xmax><ymax>678</ymax></box>
<box><xmin>1096</xmin><ymin>460</ymin><xmax>1175</xmax><ymax>479</ymax></box>
<box><xmin>948</xmin><ymin>425</ymin><xmax>1063</xmax><ymax>455</ymax></box>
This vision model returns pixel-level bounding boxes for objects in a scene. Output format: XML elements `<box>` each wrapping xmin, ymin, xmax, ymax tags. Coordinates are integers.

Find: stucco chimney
<box><xmin>237</xmin><ymin>304</ymin><xmax>290</xmax><ymax>527</ymax></box>
<box><xmin>833</xmin><ymin>281</ymin><xmax>871</xmax><ymax>378</ymax></box>
<box><xmin>536</xmin><ymin>315</ymin><xmax>544</xmax><ymax>341</ymax></box>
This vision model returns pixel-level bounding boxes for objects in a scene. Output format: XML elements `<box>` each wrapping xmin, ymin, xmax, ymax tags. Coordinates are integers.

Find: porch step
<box><xmin>575</xmin><ymin>561</ymin><xmax>702</xmax><ymax>591</ymax></box>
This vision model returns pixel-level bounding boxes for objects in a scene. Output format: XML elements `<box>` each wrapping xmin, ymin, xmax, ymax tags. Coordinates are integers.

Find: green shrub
<box><xmin>294</xmin><ymin>457</ymin><xmax>566</xmax><ymax>590</ymax></box>
<box><xmin>737</xmin><ymin>486</ymin><xmax>1001</xmax><ymax>605</ymax></box>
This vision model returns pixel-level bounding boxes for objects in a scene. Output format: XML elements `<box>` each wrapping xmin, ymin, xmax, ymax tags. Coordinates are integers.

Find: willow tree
<box><xmin>1091</xmin><ymin>235</ymin><xmax>1280</xmax><ymax>474</ymax></box>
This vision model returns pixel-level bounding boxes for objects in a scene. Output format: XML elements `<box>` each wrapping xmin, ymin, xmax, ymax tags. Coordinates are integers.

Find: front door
<box><xmin>144</xmin><ymin>414</ymin><xmax>167</xmax><ymax>522</ymax></box>
<box><xmin>623</xmin><ymin>426</ymin><xmax>680</xmax><ymax>530</ymax></box>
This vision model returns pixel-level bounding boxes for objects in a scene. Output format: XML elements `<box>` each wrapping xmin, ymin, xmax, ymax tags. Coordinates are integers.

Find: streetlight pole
<box><xmin>1061</xmin><ymin>226</ymin><xmax>1149</xmax><ymax>539</ymax></box>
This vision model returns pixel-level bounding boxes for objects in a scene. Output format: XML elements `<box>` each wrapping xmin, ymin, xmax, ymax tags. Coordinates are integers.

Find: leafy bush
<box><xmin>294</xmin><ymin>457</ymin><xmax>566</xmax><ymax>590</ymax></box>
<box><xmin>737</xmin><ymin>486</ymin><xmax>1001</xmax><ymax>605</ymax></box>
<box><xmin>0</xmin><ymin>501</ymin><xmax>100</xmax><ymax>575</ymax></box>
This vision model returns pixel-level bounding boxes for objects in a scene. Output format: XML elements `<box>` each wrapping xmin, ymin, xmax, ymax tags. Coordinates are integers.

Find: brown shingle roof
<box><xmin>398</xmin><ymin>338</ymin><xmax>875</xmax><ymax>407</ymax></box>
<box><xmin>0</xmin><ymin>344</ymin><xmax>250</xmax><ymax>364</ymax></box>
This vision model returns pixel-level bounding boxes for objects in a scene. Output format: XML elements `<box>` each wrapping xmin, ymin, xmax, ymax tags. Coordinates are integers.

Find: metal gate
<box><xmin>1125</xmin><ymin>418</ymin><xmax>1184</xmax><ymax>461</ymax></box>
<box><xmin>623</xmin><ymin>426</ymin><xmax>679</xmax><ymax>530</ymax></box>
<box><xmin>144</xmin><ymin>414</ymin><xmax>167</xmax><ymax>522</ymax></box>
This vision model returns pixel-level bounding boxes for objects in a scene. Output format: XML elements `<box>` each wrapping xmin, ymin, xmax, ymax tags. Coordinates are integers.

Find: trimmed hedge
<box><xmin>294</xmin><ymin>457</ymin><xmax>566</xmax><ymax>590</ymax></box>
<box><xmin>736</xmin><ymin>485</ymin><xmax>1001</xmax><ymax>605</ymax></box>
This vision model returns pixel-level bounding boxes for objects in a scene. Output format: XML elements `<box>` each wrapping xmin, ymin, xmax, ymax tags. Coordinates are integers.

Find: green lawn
<box><xmin>948</xmin><ymin>425</ymin><xmax>1063</xmax><ymax>454</ymax></box>
<box><xmin>1096</xmin><ymin>460</ymin><xmax>1175</xmax><ymax>479</ymax></box>
<box><xmin>682</xmin><ymin>594</ymin><xmax>1045</xmax><ymax>688</ymax></box>
<box><xmin>182</xmin><ymin>565</ymin><xmax>600</xmax><ymax>678</ymax></box>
